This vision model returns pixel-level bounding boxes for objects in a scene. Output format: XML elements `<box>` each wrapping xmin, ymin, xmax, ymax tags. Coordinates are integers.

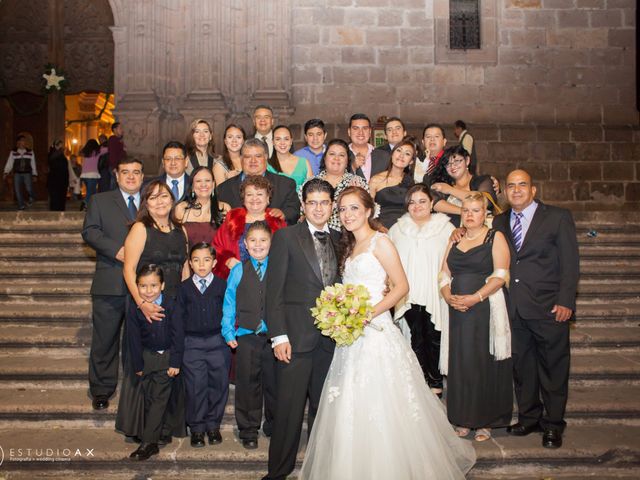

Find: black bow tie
<box><xmin>314</xmin><ymin>231</ymin><xmax>329</xmax><ymax>244</ymax></box>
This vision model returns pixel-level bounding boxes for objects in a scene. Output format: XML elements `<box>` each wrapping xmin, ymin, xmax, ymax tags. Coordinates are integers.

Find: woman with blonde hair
<box><xmin>440</xmin><ymin>191</ymin><xmax>512</xmax><ymax>442</ymax></box>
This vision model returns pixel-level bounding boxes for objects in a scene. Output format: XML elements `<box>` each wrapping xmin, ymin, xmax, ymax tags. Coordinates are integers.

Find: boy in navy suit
<box><xmin>127</xmin><ymin>264</ymin><xmax>183</xmax><ymax>461</ymax></box>
<box><xmin>222</xmin><ymin>221</ymin><xmax>276</xmax><ymax>449</ymax></box>
<box><xmin>176</xmin><ymin>242</ymin><xmax>230</xmax><ymax>448</ymax></box>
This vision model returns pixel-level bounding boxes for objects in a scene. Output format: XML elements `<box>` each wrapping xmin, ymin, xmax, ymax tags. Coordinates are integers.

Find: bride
<box><xmin>300</xmin><ymin>186</ymin><xmax>476</xmax><ymax>479</ymax></box>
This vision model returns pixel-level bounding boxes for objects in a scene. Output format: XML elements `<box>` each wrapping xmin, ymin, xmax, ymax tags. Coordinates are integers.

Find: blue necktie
<box><xmin>512</xmin><ymin>212</ymin><xmax>524</xmax><ymax>251</ymax></box>
<box><xmin>127</xmin><ymin>195</ymin><xmax>137</xmax><ymax>220</ymax></box>
<box><xmin>255</xmin><ymin>261</ymin><xmax>264</xmax><ymax>281</ymax></box>
<box><xmin>199</xmin><ymin>279</ymin><xmax>207</xmax><ymax>293</ymax></box>
<box><xmin>171</xmin><ymin>179</ymin><xmax>180</xmax><ymax>201</ymax></box>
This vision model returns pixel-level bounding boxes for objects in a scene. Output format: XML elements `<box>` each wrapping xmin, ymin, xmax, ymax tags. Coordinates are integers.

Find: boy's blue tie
<box><xmin>199</xmin><ymin>279</ymin><xmax>207</xmax><ymax>293</ymax></box>
<box><xmin>255</xmin><ymin>261</ymin><xmax>263</xmax><ymax>281</ymax></box>
<box><xmin>127</xmin><ymin>195</ymin><xmax>137</xmax><ymax>220</ymax></box>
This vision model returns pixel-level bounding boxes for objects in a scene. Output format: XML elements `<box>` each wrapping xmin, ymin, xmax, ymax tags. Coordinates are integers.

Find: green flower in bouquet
<box><xmin>310</xmin><ymin>283</ymin><xmax>375</xmax><ymax>347</ymax></box>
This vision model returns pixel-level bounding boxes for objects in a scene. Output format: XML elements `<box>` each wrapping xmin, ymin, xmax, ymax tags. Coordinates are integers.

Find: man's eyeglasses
<box><xmin>305</xmin><ymin>200</ymin><xmax>331</xmax><ymax>208</ymax></box>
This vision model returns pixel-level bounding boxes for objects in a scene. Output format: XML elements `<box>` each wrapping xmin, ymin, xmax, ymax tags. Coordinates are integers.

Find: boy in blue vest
<box><xmin>176</xmin><ymin>242</ymin><xmax>230</xmax><ymax>448</ymax></box>
<box><xmin>222</xmin><ymin>221</ymin><xmax>276</xmax><ymax>449</ymax></box>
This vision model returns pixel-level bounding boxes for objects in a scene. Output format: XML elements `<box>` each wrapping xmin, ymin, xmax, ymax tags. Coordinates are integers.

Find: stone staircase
<box><xmin>0</xmin><ymin>209</ymin><xmax>638</xmax><ymax>479</ymax></box>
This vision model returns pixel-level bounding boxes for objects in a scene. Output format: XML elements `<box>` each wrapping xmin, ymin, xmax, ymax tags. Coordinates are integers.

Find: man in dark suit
<box><xmin>493</xmin><ymin>169</ymin><xmax>579</xmax><ymax>449</ymax></box>
<box><xmin>262</xmin><ymin>179</ymin><xmax>338</xmax><ymax>480</ymax></box>
<box><xmin>217</xmin><ymin>138</ymin><xmax>300</xmax><ymax>224</ymax></box>
<box><xmin>373</xmin><ymin>116</ymin><xmax>407</xmax><ymax>156</ymax></box>
<box><xmin>82</xmin><ymin>157</ymin><xmax>144</xmax><ymax>410</ymax></box>
<box><xmin>347</xmin><ymin>113</ymin><xmax>389</xmax><ymax>181</ymax></box>
<box><xmin>156</xmin><ymin>141</ymin><xmax>191</xmax><ymax>203</ymax></box>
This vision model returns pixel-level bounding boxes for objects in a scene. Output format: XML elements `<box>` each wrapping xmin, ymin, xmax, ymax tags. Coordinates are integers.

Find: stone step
<box><xmin>0</xmin><ymin>232</ymin><xmax>84</xmax><ymax>246</ymax></box>
<box><xmin>0</xmin><ymin>260</ymin><xmax>95</xmax><ymax>277</ymax></box>
<box><xmin>0</xmin><ymin>279</ymin><xmax>91</xmax><ymax>297</ymax></box>
<box><xmin>578</xmin><ymin>245</ymin><xmax>640</xmax><ymax>259</ymax></box>
<box><xmin>0</xmin><ymin>321</ymin><xmax>637</xmax><ymax>348</ymax></box>
<box><xmin>0</xmin><ymin>419</ymin><xmax>637</xmax><ymax>480</ymax></box>
<box><xmin>0</xmin><ymin>379</ymin><xmax>637</xmax><ymax>422</ymax></box>
<box><xmin>1</xmin><ymin>349</ymin><xmax>637</xmax><ymax>382</ymax></box>
<box><xmin>0</xmin><ymin>245</ymin><xmax>95</xmax><ymax>260</ymax></box>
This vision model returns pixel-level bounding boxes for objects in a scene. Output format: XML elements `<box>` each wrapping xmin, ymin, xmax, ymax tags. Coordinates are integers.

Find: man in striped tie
<box><xmin>493</xmin><ymin>169</ymin><xmax>579</xmax><ymax>450</ymax></box>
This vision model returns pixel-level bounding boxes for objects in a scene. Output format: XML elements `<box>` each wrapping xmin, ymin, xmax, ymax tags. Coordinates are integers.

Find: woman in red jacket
<box><xmin>213</xmin><ymin>174</ymin><xmax>286</xmax><ymax>279</ymax></box>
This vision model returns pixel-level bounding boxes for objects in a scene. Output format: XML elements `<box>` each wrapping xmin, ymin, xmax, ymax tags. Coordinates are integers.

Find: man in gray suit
<box><xmin>82</xmin><ymin>157</ymin><xmax>144</xmax><ymax>410</ymax></box>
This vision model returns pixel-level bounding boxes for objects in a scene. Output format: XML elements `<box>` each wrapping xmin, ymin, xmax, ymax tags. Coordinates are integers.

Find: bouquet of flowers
<box><xmin>310</xmin><ymin>283</ymin><xmax>377</xmax><ymax>347</ymax></box>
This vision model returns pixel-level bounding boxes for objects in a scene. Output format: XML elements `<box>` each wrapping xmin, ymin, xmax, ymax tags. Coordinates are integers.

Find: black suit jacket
<box><xmin>352</xmin><ymin>147</ymin><xmax>390</xmax><ymax>180</ymax></box>
<box><xmin>153</xmin><ymin>173</ymin><xmax>192</xmax><ymax>203</ymax></box>
<box><xmin>216</xmin><ymin>171</ymin><xmax>300</xmax><ymax>225</ymax></box>
<box><xmin>493</xmin><ymin>201</ymin><xmax>579</xmax><ymax>320</ymax></box>
<box><xmin>265</xmin><ymin>223</ymin><xmax>340</xmax><ymax>353</ymax></box>
<box><xmin>82</xmin><ymin>189</ymin><xmax>135</xmax><ymax>296</ymax></box>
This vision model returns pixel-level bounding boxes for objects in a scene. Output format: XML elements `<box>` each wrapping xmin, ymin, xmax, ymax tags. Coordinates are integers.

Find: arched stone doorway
<box><xmin>0</xmin><ymin>0</ymin><xmax>114</xmax><ymax>202</ymax></box>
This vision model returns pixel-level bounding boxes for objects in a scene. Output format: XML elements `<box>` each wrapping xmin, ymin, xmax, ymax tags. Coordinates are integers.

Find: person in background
<box><xmin>293</xmin><ymin>118</ymin><xmax>327</xmax><ymax>176</ymax></box>
<box><xmin>347</xmin><ymin>113</ymin><xmax>387</xmax><ymax>182</ymax></box>
<box><xmin>185</xmin><ymin>119</ymin><xmax>217</xmax><ymax>175</ymax></box>
<box><xmin>47</xmin><ymin>139</ymin><xmax>69</xmax><ymax>211</ymax></box>
<box><xmin>97</xmin><ymin>134</ymin><xmax>110</xmax><ymax>193</ymax></box>
<box><xmin>268</xmin><ymin>125</ymin><xmax>313</xmax><ymax>191</ymax></box>
<box><xmin>3</xmin><ymin>134</ymin><xmax>37</xmax><ymax>210</ymax></box>
<box><xmin>453</xmin><ymin>120</ymin><xmax>477</xmax><ymax>174</ymax></box>
<box><xmin>213</xmin><ymin>124</ymin><xmax>245</xmax><ymax>186</ymax></box>
<box><xmin>107</xmin><ymin>122</ymin><xmax>126</xmax><ymax>190</ymax></box>
<box><xmin>79</xmin><ymin>139</ymin><xmax>107</xmax><ymax>210</ymax></box>
<box><xmin>416</xmin><ymin>124</ymin><xmax>447</xmax><ymax>185</ymax></box>
<box><xmin>253</xmin><ymin>105</ymin><xmax>275</xmax><ymax>156</ymax></box>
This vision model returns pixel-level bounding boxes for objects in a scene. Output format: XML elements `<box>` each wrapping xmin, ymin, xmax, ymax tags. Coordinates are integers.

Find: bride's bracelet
<box><xmin>476</xmin><ymin>292</ymin><xmax>484</xmax><ymax>302</ymax></box>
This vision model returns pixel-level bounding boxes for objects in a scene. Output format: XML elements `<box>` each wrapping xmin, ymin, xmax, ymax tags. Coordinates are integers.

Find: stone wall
<box><xmin>289</xmin><ymin>0</ymin><xmax>637</xmax><ymax>126</ymax></box>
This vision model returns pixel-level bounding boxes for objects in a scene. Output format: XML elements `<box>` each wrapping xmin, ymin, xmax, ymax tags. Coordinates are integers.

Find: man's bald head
<box><xmin>505</xmin><ymin>169</ymin><xmax>536</xmax><ymax>212</ymax></box>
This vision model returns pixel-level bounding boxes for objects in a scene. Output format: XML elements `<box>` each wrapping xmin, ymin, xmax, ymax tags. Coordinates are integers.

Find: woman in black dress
<box><xmin>116</xmin><ymin>179</ymin><xmax>189</xmax><ymax>441</ymax></box>
<box><xmin>439</xmin><ymin>191</ymin><xmax>512</xmax><ymax>442</ymax></box>
<box><xmin>46</xmin><ymin>140</ymin><xmax>69</xmax><ymax>211</ymax></box>
<box><xmin>368</xmin><ymin>138</ymin><xmax>416</xmax><ymax>229</ymax></box>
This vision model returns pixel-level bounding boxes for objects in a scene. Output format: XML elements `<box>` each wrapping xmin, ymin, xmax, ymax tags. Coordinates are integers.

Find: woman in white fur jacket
<box><xmin>389</xmin><ymin>183</ymin><xmax>455</xmax><ymax>398</ymax></box>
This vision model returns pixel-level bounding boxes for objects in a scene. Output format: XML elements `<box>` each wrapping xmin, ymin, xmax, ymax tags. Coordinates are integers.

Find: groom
<box><xmin>263</xmin><ymin>179</ymin><xmax>339</xmax><ymax>480</ymax></box>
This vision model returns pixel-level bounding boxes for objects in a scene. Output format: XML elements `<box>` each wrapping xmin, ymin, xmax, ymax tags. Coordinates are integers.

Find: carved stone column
<box><xmin>47</xmin><ymin>0</ymin><xmax>65</xmax><ymax>146</ymax></box>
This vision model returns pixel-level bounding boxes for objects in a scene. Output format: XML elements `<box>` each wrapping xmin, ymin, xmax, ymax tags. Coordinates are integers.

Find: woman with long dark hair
<box><xmin>300</xmin><ymin>186</ymin><xmax>475</xmax><ymax>479</ymax></box>
<box><xmin>368</xmin><ymin>138</ymin><xmax>416</xmax><ymax>229</ymax></box>
<box><xmin>213</xmin><ymin>124</ymin><xmax>245</xmax><ymax>186</ymax></box>
<box><xmin>184</xmin><ymin>119</ymin><xmax>217</xmax><ymax>175</ymax></box>
<box><xmin>429</xmin><ymin>145</ymin><xmax>498</xmax><ymax>226</ymax></box>
<box><xmin>267</xmin><ymin>125</ymin><xmax>313</xmax><ymax>190</ymax></box>
<box><xmin>174</xmin><ymin>166</ymin><xmax>230</xmax><ymax>249</ymax></box>
<box><xmin>116</xmin><ymin>179</ymin><xmax>190</xmax><ymax>441</ymax></box>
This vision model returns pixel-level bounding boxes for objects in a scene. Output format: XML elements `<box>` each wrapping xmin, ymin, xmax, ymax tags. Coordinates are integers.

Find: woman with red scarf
<box><xmin>213</xmin><ymin>175</ymin><xmax>286</xmax><ymax>279</ymax></box>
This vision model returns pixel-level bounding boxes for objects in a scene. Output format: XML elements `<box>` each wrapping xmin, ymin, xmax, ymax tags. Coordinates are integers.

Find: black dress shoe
<box><xmin>207</xmin><ymin>429</ymin><xmax>222</xmax><ymax>445</ymax></box>
<box><xmin>542</xmin><ymin>428</ymin><xmax>563</xmax><ymax>449</ymax></box>
<box><xmin>506</xmin><ymin>422</ymin><xmax>542</xmax><ymax>436</ymax></box>
<box><xmin>158</xmin><ymin>434</ymin><xmax>172</xmax><ymax>446</ymax></box>
<box><xmin>242</xmin><ymin>438</ymin><xmax>258</xmax><ymax>449</ymax></box>
<box><xmin>129</xmin><ymin>442</ymin><xmax>159</xmax><ymax>460</ymax></box>
<box><xmin>191</xmin><ymin>432</ymin><xmax>206</xmax><ymax>448</ymax></box>
<box><xmin>92</xmin><ymin>397</ymin><xmax>109</xmax><ymax>410</ymax></box>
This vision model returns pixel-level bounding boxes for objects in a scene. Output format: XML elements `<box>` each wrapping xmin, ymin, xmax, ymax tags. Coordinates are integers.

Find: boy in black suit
<box><xmin>176</xmin><ymin>242</ymin><xmax>230</xmax><ymax>448</ymax></box>
<box><xmin>222</xmin><ymin>221</ymin><xmax>276</xmax><ymax>450</ymax></box>
<box><xmin>127</xmin><ymin>265</ymin><xmax>183</xmax><ymax>461</ymax></box>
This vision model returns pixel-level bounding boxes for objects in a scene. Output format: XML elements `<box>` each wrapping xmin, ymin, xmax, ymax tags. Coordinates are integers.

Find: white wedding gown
<box><xmin>300</xmin><ymin>233</ymin><xmax>476</xmax><ymax>480</ymax></box>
